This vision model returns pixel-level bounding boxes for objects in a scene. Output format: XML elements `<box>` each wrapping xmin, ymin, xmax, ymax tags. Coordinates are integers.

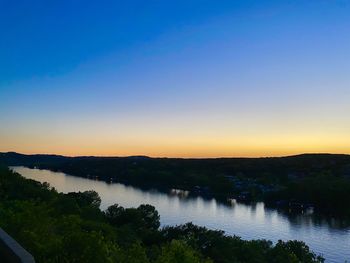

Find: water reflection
<box><xmin>11</xmin><ymin>166</ymin><xmax>350</xmax><ymax>263</ymax></box>
<box><xmin>169</xmin><ymin>188</ymin><xmax>190</xmax><ymax>198</ymax></box>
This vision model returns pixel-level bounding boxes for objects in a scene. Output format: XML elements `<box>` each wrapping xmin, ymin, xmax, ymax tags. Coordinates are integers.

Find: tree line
<box><xmin>1</xmin><ymin>152</ymin><xmax>350</xmax><ymax>216</ymax></box>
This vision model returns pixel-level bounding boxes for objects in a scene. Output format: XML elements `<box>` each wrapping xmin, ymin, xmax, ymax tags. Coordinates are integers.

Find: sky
<box><xmin>1</xmin><ymin>0</ymin><xmax>350</xmax><ymax>157</ymax></box>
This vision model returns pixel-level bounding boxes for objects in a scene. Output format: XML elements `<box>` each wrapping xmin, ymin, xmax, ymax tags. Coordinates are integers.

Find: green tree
<box><xmin>156</xmin><ymin>240</ymin><xmax>212</xmax><ymax>263</ymax></box>
<box><xmin>137</xmin><ymin>204</ymin><xmax>160</xmax><ymax>230</ymax></box>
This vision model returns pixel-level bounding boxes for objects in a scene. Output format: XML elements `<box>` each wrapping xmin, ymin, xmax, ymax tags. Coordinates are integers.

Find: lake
<box><xmin>12</xmin><ymin>166</ymin><xmax>350</xmax><ymax>263</ymax></box>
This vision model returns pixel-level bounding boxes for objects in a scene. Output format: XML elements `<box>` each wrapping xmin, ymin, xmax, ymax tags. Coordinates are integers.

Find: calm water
<box><xmin>12</xmin><ymin>166</ymin><xmax>350</xmax><ymax>263</ymax></box>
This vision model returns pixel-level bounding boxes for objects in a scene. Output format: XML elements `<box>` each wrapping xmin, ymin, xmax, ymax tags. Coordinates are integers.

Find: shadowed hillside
<box><xmin>1</xmin><ymin>152</ymin><xmax>350</xmax><ymax>216</ymax></box>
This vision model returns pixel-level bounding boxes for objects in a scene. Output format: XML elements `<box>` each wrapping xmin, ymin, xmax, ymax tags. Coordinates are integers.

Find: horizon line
<box><xmin>2</xmin><ymin>151</ymin><xmax>350</xmax><ymax>160</ymax></box>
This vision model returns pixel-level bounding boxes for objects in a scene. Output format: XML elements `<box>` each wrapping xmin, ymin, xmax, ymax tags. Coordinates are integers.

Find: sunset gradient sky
<box><xmin>1</xmin><ymin>0</ymin><xmax>350</xmax><ymax>157</ymax></box>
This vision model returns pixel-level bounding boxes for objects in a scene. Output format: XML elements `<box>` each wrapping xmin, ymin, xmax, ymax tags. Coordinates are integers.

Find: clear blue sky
<box><xmin>1</xmin><ymin>0</ymin><xmax>350</xmax><ymax>157</ymax></box>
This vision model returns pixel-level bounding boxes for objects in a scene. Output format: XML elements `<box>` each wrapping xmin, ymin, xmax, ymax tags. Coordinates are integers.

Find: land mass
<box><xmin>0</xmin><ymin>165</ymin><xmax>325</xmax><ymax>263</ymax></box>
<box><xmin>1</xmin><ymin>152</ymin><xmax>350</xmax><ymax>216</ymax></box>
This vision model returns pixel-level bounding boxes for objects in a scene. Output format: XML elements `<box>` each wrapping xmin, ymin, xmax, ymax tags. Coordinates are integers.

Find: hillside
<box><xmin>1</xmin><ymin>152</ymin><xmax>350</xmax><ymax>215</ymax></box>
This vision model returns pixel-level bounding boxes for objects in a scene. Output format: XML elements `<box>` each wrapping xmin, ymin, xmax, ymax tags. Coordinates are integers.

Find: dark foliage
<box><xmin>1</xmin><ymin>152</ymin><xmax>350</xmax><ymax>215</ymax></box>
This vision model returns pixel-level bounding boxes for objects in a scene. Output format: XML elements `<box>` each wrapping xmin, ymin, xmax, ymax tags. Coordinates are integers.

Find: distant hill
<box><xmin>2</xmin><ymin>152</ymin><xmax>350</xmax><ymax>181</ymax></box>
<box><xmin>1</xmin><ymin>151</ymin><xmax>350</xmax><ymax>163</ymax></box>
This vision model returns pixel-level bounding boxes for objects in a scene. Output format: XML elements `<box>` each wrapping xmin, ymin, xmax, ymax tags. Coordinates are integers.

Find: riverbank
<box><xmin>11</xmin><ymin>166</ymin><xmax>350</xmax><ymax>262</ymax></box>
<box><xmin>2</xmin><ymin>152</ymin><xmax>350</xmax><ymax>217</ymax></box>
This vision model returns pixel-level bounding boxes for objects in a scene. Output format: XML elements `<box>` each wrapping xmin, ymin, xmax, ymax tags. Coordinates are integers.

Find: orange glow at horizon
<box><xmin>1</xmin><ymin>132</ymin><xmax>349</xmax><ymax>158</ymax></box>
